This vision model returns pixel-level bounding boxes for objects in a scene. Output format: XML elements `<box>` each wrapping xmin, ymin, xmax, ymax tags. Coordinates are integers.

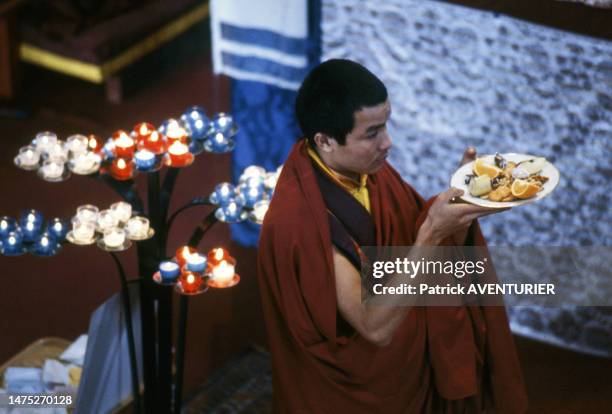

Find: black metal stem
<box><xmin>109</xmin><ymin>252</ymin><xmax>141</xmax><ymax>414</ymax></box>
<box><xmin>187</xmin><ymin>210</ymin><xmax>219</xmax><ymax>248</ymax></box>
<box><xmin>173</xmin><ymin>295</ymin><xmax>189</xmax><ymax>414</ymax></box>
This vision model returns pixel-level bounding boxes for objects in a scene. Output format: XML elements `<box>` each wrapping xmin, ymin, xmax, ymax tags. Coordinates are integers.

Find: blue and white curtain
<box><xmin>211</xmin><ymin>0</ymin><xmax>321</xmax><ymax>246</ymax></box>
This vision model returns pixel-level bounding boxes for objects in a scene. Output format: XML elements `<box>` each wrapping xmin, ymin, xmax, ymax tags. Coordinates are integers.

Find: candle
<box><xmin>20</xmin><ymin>209</ymin><xmax>43</xmax><ymax>226</ymax></box>
<box><xmin>251</xmin><ymin>200</ymin><xmax>270</xmax><ymax>224</ymax></box>
<box><xmin>134</xmin><ymin>122</ymin><xmax>155</xmax><ymax>143</ymax></box>
<box><xmin>34</xmin><ymin>131</ymin><xmax>58</xmax><ymax>153</ymax></box>
<box><xmin>110</xmin><ymin>158</ymin><xmax>134</xmax><ymax>180</ymax></box>
<box><xmin>73</xmin><ymin>152</ymin><xmax>96</xmax><ymax>172</ymax></box>
<box><xmin>240</xmin><ymin>165</ymin><xmax>267</xmax><ymax>182</ymax></box>
<box><xmin>216</xmin><ymin>198</ymin><xmax>244</xmax><ymax>222</ymax></box>
<box><xmin>47</xmin><ymin>218</ymin><xmax>68</xmax><ymax>241</ymax></box>
<box><xmin>126</xmin><ymin>216</ymin><xmax>150</xmax><ymax>239</ymax></box>
<box><xmin>113</xmin><ymin>130</ymin><xmax>135</xmax><ymax>158</ymax></box>
<box><xmin>17</xmin><ymin>146</ymin><xmax>40</xmax><ymax>168</ymax></box>
<box><xmin>103</xmin><ymin>138</ymin><xmax>116</xmax><ymax>159</ymax></box>
<box><xmin>167</xmin><ymin>141</ymin><xmax>191</xmax><ymax>166</ymax></box>
<box><xmin>211</xmin><ymin>260</ymin><xmax>235</xmax><ymax>286</ymax></box>
<box><xmin>207</xmin><ymin>247</ymin><xmax>230</xmax><ymax>267</ymax></box>
<box><xmin>22</xmin><ymin>220</ymin><xmax>42</xmax><ymax>242</ymax></box>
<box><xmin>34</xmin><ymin>232</ymin><xmax>57</xmax><ymax>256</ymax></box>
<box><xmin>0</xmin><ymin>216</ymin><xmax>16</xmax><ymax>238</ymax></box>
<box><xmin>211</xmin><ymin>112</ymin><xmax>236</xmax><ymax>136</ymax></box>
<box><xmin>186</xmin><ymin>253</ymin><xmax>207</xmax><ymax>273</ymax></box>
<box><xmin>65</xmin><ymin>134</ymin><xmax>89</xmax><ymax>156</ymax></box>
<box><xmin>210</xmin><ymin>182</ymin><xmax>235</xmax><ymax>206</ymax></box>
<box><xmin>141</xmin><ymin>130</ymin><xmax>165</xmax><ymax>154</ymax></box>
<box><xmin>71</xmin><ymin>219</ymin><xmax>95</xmax><ymax>242</ymax></box>
<box><xmin>103</xmin><ymin>228</ymin><xmax>126</xmax><ymax>248</ymax></box>
<box><xmin>97</xmin><ymin>209</ymin><xmax>119</xmax><ymax>232</ymax></box>
<box><xmin>264</xmin><ymin>171</ymin><xmax>279</xmax><ymax>190</ymax></box>
<box><xmin>159</xmin><ymin>261</ymin><xmax>180</xmax><ymax>282</ymax></box>
<box><xmin>180</xmin><ymin>272</ymin><xmax>202</xmax><ymax>294</ymax></box>
<box><xmin>46</xmin><ymin>142</ymin><xmax>68</xmax><ymax>163</ymax></box>
<box><xmin>76</xmin><ymin>205</ymin><xmax>99</xmax><ymax>224</ymax></box>
<box><xmin>134</xmin><ymin>149</ymin><xmax>156</xmax><ymax>170</ymax></box>
<box><xmin>207</xmin><ymin>132</ymin><xmax>232</xmax><ymax>153</ymax></box>
<box><xmin>87</xmin><ymin>134</ymin><xmax>103</xmax><ymax>153</ymax></box>
<box><xmin>3</xmin><ymin>231</ymin><xmax>23</xmax><ymax>254</ymax></box>
<box><xmin>175</xmin><ymin>246</ymin><xmax>197</xmax><ymax>267</ymax></box>
<box><xmin>180</xmin><ymin>106</ymin><xmax>209</xmax><ymax>140</ymax></box>
<box><xmin>164</xmin><ymin>119</ymin><xmax>187</xmax><ymax>143</ymax></box>
<box><xmin>239</xmin><ymin>183</ymin><xmax>265</xmax><ymax>208</ymax></box>
<box><xmin>110</xmin><ymin>201</ymin><xmax>132</xmax><ymax>223</ymax></box>
<box><xmin>40</xmin><ymin>160</ymin><xmax>65</xmax><ymax>180</ymax></box>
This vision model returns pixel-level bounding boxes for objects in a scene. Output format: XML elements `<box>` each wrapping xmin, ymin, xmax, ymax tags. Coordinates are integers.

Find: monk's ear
<box><xmin>313</xmin><ymin>132</ymin><xmax>336</xmax><ymax>153</ymax></box>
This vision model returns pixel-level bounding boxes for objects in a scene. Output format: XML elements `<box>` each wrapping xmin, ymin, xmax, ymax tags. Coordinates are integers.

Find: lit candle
<box><xmin>209</xmin><ymin>182</ymin><xmax>235</xmax><ymax>206</ymax></box>
<box><xmin>110</xmin><ymin>158</ymin><xmax>134</xmax><ymax>181</ymax></box>
<box><xmin>134</xmin><ymin>149</ymin><xmax>156</xmax><ymax>170</ymax></box>
<box><xmin>87</xmin><ymin>134</ymin><xmax>103</xmax><ymax>153</ymax></box>
<box><xmin>251</xmin><ymin>200</ymin><xmax>270</xmax><ymax>224</ymax></box>
<box><xmin>97</xmin><ymin>209</ymin><xmax>119</xmax><ymax>232</ymax></box>
<box><xmin>20</xmin><ymin>209</ymin><xmax>43</xmax><ymax>226</ymax></box>
<box><xmin>0</xmin><ymin>216</ymin><xmax>17</xmax><ymax>238</ymax></box>
<box><xmin>103</xmin><ymin>228</ymin><xmax>126</xmax><ymax>248</ymax></box>
<box><xmin>47</xmin><ymin>218</ymin><xmax>68</xmax><ymax>241</ymax></box>
<box><xmin>76</xmin><ymin>205</ymin><xmax>99</xmax><ymax>224</ymax></box>
<box><xmin>238</xmin><ymin>183</ymin><xmax>265</xmax><ymax>208</ymax></box>
<box><xmin>216</xmin><ymin>198</ymin><xmax>244</xmax><ymax>222</ymax></box>
<box><xmin>240</xmin><ymin>165</ymin><xmax>266</xmax><ymax>182</ymax></box>
<box><xmin>71</xmin><ymin>219</ymin><xmax>95</xmax><ymax>242</ymax></box>
<box><xmin>211</xmin><ymin>260</ymin><xmax>235</xmax><ymax>286</ymax></box>
<box><xmin>113</xmin><ymin>130</ymin><xmax>136</xmax><ymax>158</ymax></box>
<box><xmin>3</xmin><ymin>231</ymin><xmax>23</xmax><ymax>254</ymax></box>
<box><xmin>40</xmin><ymin>160</ymin><xmax>65</xmax><ymax>180</ymax></box>
<box><xmin>126</xmin><ymin>216</ymin><xmax>150</xmax><ymax>239</ymax></box>
<box><xmin>207</xmin><ymin>132</ymin><xmax>232</xmax><ymax>153</ymax></box>
<box><xmin>34</xmin><ymin>131</ymin><xmax>58</xmax><ymax>152</ymax></box>
<box><xmin>167</xmin><ymin>141</ymin><xmax>191</xmax><ymax>166</ymax></box>
<box><xmin>46</xmin><ymin>142</ymin><xmax>68</xmax><ymax>163</ymax></box>
<box><xmin>34</xmin><ymin>232</ymin><xmax>57</xmax><ymax>256</ymax></box>
<box><xmin>164</xmin><ymin>119</ymin><xmax>187</xmax><ymax>143</ymax></box>
<box><xmin>180</xmin><ymin>106</ymin><xmax>209</xmax><ymax>140</ymax></box>
<box><xmin>207</xmin><ymin>247</ymin><xmax>230</xmax><ymax>267</ymax></box>
<box><xmin>103</xmin><ymin>138</ymin><xmax>116</xmax><ymax>159</ymax></box>
<box><xmin>186</xmin><ymin>253</ymin><xmax>207</xmax><ymax>273</ymax></box>
<box><xmin>73</xmin><ymin>152</ymin><xmax>96</xmax><ymax>172</ymax></box>
<box><xmin>264</xmin><ymin>171</ymin><xmax>279</xmax><ymax>190</ymax></box>
<box><xmin>159</xmin><ymin>261</ymin><xmax>180</xmax><ymax>282</ymax></box>
<box><xmin>133</xmin><ymin>122</ymin><xmax>155</xmax><ymax>143</ymax></box>
<box><xmin>65</xmin><ymin>134</ymin><xmax>89</xmax><ymax>156</ymax></box>
<box><xmin>180</xmin><ymin>272</ymin><xmax>202</xmax><ymax>293</ymax></box>
<box><xmin>175</xmin><ymin>246</ymin><xmax>197</xmax><ymax>267</ymax></box>
<box><xmin>21</xmin><ymin>219</ymin><xmax>43</xmax><ymax>242</ymax></box>
<box><xmin>143</xmin><ymin>131</ymin><xmax>165</xmax><ymax>154</ymax></box>
<box><xmin>17</xmin><ymin>146</ymin><xmax>40</xmax><ymax>168</ymax></box>
<box><xmin>211</xmin><ymin>112</ymin><xmax>236</xmax><ymax>136</ymax></box>
<box><xmin>110</xmin><ymin>201</ymin><xmax>132</xmax><ymax>223</ymax></box>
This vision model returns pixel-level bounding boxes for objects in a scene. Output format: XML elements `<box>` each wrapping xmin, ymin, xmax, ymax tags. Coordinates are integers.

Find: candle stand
<box><xmin>3</xmin><ymin>107</ymin><xmax>277</xmax><ymax>413</ymax></box>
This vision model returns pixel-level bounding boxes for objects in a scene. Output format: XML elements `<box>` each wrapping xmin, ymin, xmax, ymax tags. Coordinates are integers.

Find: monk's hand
<box><xmin>459</xmin><ymin>147</ymin><xmax>477</xmax><ymax>167</ymax></box>
<box><xmin>418</xmin><ymin>187</ymin><xmax>509</xmax><ymax>245</ymax></box>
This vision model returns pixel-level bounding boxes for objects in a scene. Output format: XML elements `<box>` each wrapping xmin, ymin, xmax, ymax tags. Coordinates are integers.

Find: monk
<box><xmin>257</xmin><ymin>59</ymin><xmax>527</xmax><ymax>413</ymax></box>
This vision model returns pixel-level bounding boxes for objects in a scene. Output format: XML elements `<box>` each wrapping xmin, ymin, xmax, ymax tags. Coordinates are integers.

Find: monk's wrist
<box><xmin>415</xmin><ymin>218</ymin><xmax>440</xmax><ymax>246</ymax></box>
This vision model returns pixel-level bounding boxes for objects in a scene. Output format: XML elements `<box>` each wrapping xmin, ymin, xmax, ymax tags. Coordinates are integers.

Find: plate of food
<box><xmin>450</xmin><ymin>153</ymin><xmax>560</xmax><ymax>208</ymax></box>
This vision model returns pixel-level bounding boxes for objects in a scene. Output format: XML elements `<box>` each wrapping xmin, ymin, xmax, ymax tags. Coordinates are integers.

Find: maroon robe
<box><xmin>257</xmin><ymin>140</ymin><xmax>527</xmax><ymax>413</ymax></box>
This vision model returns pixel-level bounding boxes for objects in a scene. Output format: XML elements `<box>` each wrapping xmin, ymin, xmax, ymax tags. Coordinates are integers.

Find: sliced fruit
<box><xmin>473</xmin><ymin>158</ymin><xmax>503</xmax><ymax>179</ymax></box>
<box><xmin>517</xmin><ymin>157</ymin><xmax>546</xmax><ymax>175</ymax></box>
<box><xmin>468</xmin><ymin>175</ymin><xmax>492</xmax><ymax>196</ymax></box>
<box><xmin>511</xmin><ymin>179</ymin><xmax>541</xmax><ymax>199</ymax></box>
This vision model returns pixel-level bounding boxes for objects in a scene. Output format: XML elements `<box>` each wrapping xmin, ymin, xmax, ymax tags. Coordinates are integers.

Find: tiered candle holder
<box><xmin>6</xmin><ymin>104</ymin><xmax>270</xmax><ymax>414</ymax></box>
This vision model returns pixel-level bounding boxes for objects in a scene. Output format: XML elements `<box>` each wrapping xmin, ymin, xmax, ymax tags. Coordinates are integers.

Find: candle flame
<box><xmin>214</xmin><ymin>248</ymin><xmax>224</xmax><ymax>261</ymax></box>
<box><xmin>26</xmin><ymin>221</ymin><xmax>34</xmax><ymax>231</ymax></box>
<box><xmin>187</xmin><ymin>274</ymin><xmax>195</xmax><ymax>284</ymax></box>
<box><xmin>54</xmin><ymin>222</ymin><xmax>62</xmax><ymax>231</ymax></box>
<box><xmin>139</xmin><ymin>124</ymin><xmax>149</xmax><ymax>135</ymax></box>
<box><xmin>9</xmin><ymin>236</ymin><xmax>16</xmax><ymax>245</ymax></box>
<box><xmin>1</xmin><ymin>221</ymin><xmax>7</xmax><ymax>230</ymax></box>
<box><xmin>41</xmin><ymin>237</ymin><xmax>49</xmax><ymax>247</ymax></box>
<box><xmin>117</xmin><ymin>158</ymin><xmax>127</xmax><ymax>169</ymax></box>
<box><xmin>168</xmin><ymin>141</ymin><xmax>188</xmax><ymax>155</ymax></box>
<box><xmin>149</xmin><ymin>131</ymin><xmax>159</xmax><ymax>142</ymax></box>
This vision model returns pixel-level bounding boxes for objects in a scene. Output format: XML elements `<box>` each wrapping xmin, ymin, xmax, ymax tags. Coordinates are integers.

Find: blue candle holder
<box><xmin>209</xmin><ymin>113</ymin><xmax>237</xmax><ymax>137</ymax></box>
<box><xmin>204</xmin><ymin>132</ymin><xmax>235</xmax><ymax>154</ymax></box>
<box><xmin>0</xmin><ymin>216</ymin><xmax>17</xmax><ymax>238</ymax></box>
<box><xmin>186</xmin><ymin>253</ymin><xmax>207</xmax><ymax>273</ymax></box>
<box><xmin>237</xmin><ymin>183</ymin><xmax>266</xmax><ymax>208</ymax></box>
<box><xmin>134</xmin><ymin>149</ymin><xmax>158</xmax><ymax>171</ymax></box>
<box><xmin>158</xmin><ymin>118</ymin><xmax>186</xmax><ymax>137</ymax></box>
<box><xmin>21</xmin><ymin>220</ymin><xmax>43</xmax><ymax>242</ymax></box>
<box><xmin>102</xmin><ymin>138</ymin><xmax>116</xmax><ymax>160</ymax></box>
<box><xmin>19</xmin><ymin>209</ymin><xmax>43</xmax><ymax>227</ymax></box>
<box><xmin>181</xmin><ymin>106</ymin><xmax>209</xmax><ymax>141</ymax></box>
<box><xmin>47</xmin><ymin>218</ymin><xmax>68</xmax><ymax>241</ymax></box>
<box><xmin>32</xmin><ymin>232</ymin><xmax>61</xmax><ymax>257</ymax></box>
<box><xmin>209</xmin><ymin>183</ymin><xmax>236</xmax><ymax>206</ymax></box>
<box><xmin>214</xmin><ymin>197</ymin><xmax>246</xmax><ymax>223</ymax></box>
<box><xmin>2</xmin><ymin>231</ymin><xmax>25</xmax><ymax>256</ymax></box>
<box><xmin>159</xmin><ymin>261</ymin><xmax>180</xmax><ymax>283</ymax></box>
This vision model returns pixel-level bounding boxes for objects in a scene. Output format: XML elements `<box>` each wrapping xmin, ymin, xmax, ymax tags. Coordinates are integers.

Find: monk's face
<box><xmin>331</xmin><ymin>100</ymin><xmax>392</xmax><ymax>176</ymax></box>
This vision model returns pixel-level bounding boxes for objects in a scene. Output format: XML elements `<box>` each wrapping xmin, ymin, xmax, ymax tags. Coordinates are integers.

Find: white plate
<box><xmin>449</xmin><ymin>153</ymin><xmax>560</xmax><ymax>208</ymax></box>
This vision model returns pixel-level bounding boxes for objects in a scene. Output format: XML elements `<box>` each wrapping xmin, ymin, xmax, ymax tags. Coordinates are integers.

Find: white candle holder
<box><xmin>126</xmin><ymin>216</ymin><xmax>154</xmax><ymax>240</ymax></box>
<box><xmin>14</xmin><ymin>146</ymin><xmax>41</xmax><ymax>170</ymax></box>
<box><xmin>37</xmin><ymin>160</ymin><xmax>70</xmax><ymax>182</ymax></box>
<box><xmin>98</xmin><ymin>228</ymin><xmax>131</xmax><ymax>251</ymax></box>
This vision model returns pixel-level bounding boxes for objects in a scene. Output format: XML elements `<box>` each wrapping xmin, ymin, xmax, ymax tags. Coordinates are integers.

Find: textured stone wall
<box><xmin>322</xmin><ymin>0</ymin><xmax>612</xmax><ymax>356</ymax></box>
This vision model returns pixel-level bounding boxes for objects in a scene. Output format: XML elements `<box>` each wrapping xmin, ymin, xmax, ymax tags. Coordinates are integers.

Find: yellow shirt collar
<box><xmin>307</xmin><ymin>143</ymin><xmax>370</xmax><ymax>213</ymax></box>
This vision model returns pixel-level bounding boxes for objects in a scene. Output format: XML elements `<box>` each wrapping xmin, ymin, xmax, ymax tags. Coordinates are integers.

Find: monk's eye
<box><xmin>366</xmin><ymin>129</ymin><xmax>378</xmax><ymax>139</ymax></box>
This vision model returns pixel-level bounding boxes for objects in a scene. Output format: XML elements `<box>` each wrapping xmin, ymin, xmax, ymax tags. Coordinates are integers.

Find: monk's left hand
<box><xmin>459</xmin><ymin>147</ymin><xmax>477</xmax><ymax>167</ymax></box>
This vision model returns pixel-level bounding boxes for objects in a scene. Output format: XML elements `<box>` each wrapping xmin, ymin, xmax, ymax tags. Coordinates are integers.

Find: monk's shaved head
<box><xmin>295</xmin><ymin>59</ymin><xmax>388</xmax><ymax>146</ymax></box>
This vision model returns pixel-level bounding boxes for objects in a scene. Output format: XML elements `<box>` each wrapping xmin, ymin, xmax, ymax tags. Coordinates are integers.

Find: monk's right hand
<box><xmin>418</xmin><ymin>187</ymin><xmax>509</xmax><ymax>245</ymax></box>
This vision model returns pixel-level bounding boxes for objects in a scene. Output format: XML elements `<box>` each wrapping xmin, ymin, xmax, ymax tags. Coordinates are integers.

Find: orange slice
<box><xmin>473</xmin><ymin>158</ymin><xmax>502</xmax><ymax>179</ymax></box>
<box><xmin>511</xmin><ymin>179</ymin><xmax>541</xmax><ymax>199</ymax></box>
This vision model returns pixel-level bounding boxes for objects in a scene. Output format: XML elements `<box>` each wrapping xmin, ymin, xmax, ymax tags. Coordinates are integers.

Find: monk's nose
<box><xmin>380</xmin><ymin>130</ymin><xmax>392</xmax><ymax>151</ymax></box>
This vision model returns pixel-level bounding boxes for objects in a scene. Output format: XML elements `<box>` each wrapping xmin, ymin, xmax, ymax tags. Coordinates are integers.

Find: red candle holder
<box><xmin>87</xmin><ymin>134</ymin><xmax>103</xmax><ymax>153</ymax></box>
<box><xmin>110</xmin><ymin>157</ymin><xmax>134</xmax><ymax>181</ymax></box>
<box><xmin>141</xmin><ymin>130</ymin><xmax>166</xmax><ymax>154</ymax></box>
<box><xmin>175</xmin><ymin>245</ymin><xmax>197</xmax><ymax>267</ymax></box>
<box><xmin>113</xmin><ymin>130</ymin><xmax>136</xmax><ymax>158</ymax></box>
<box><xmin>179</xmin><ymin>271</ymin><xmax>202</xmax><ymax>294</ymax></box>
<box><xmin>133</xmin><ymin>122</ymin><xmax>155</xmax><ymax>143</ymax></box>
<box><xmin>165</xmin><ymin>141</ymin><xmax>193</xmax><ymax>167</ymax></box>
<box><xmin>165</xmin><ymin>123</ymin><xmax>187</xmax><ymax>144</ymax></box>
<box><xmin>207</xmin><ymin>247</ymin><xmax>231</xmax><ymax>268</ymax></box>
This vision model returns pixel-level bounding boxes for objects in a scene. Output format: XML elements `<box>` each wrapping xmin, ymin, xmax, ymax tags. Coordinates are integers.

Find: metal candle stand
<box><xmin>6</xmin><ymin>108</ymin><xmax>278</xmax><ymax>413</ymax></box>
